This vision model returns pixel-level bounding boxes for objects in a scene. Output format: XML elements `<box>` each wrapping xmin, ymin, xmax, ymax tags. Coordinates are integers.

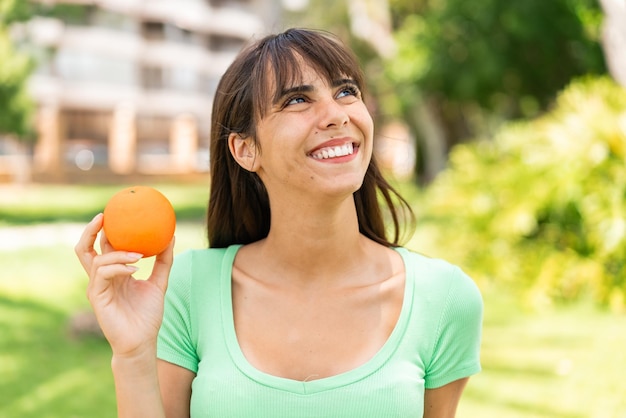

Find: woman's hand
<box><xmin>75</xmin><ymin>213</ymin><xmax>174</xmax><ymax>358</ymax></box>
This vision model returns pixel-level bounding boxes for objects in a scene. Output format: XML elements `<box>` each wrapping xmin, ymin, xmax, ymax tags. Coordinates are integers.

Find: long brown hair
<box><xmin>207</xmin><ymin>28</ymin><xmax>414</xmax><ymax>248</ymax></box>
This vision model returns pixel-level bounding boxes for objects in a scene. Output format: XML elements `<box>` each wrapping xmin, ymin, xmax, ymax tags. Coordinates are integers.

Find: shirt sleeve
<box><xmin>157</xmin><ymin>250</ymin><xmax>199</xmax><ymax>373</ymax></box>
<box><xmin>424</xmin><ymin>266</ymin><xmax>483</xmax><ymax>389</ymax></box>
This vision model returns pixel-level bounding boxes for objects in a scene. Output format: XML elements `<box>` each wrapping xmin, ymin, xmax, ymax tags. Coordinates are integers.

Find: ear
<box><xmin>228</xmin><ymin>133</ymin><xmax>261</xmax><ymax>172</ymax></box>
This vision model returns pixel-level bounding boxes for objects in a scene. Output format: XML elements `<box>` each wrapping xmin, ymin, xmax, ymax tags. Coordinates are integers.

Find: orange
<box><xmin>103</xmin><ymin>186</ymin><xmax>176</xmax><ymax>257</ymax></box>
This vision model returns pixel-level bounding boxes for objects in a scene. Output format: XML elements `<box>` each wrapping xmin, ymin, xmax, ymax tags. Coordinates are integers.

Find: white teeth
<box><xmin>312</xmin><ymin>143</ymin><xmax>354</xmax><ymax>160</ymax></box>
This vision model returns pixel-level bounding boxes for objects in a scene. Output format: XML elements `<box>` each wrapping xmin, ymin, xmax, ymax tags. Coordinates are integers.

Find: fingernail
<box><xmin>127</xmin><ymin>252</ymin><xmax>144</xmax><ymax>260</ymax></box>
<box><xmin>91</xmin><ymin>213</ymin><xmax>103</xmax><ymax>222</ymax></box>
<box><xmin>126</xmin><ymin>265</ymin><xmax>139</xmax><ymax>273</ymax></box>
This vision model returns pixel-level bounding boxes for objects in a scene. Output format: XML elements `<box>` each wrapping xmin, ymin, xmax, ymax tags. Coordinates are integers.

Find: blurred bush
<box><xmin>385</xmin><ymin>0</ymin><xmax>607</xmax><ymax>181</ymax></box>
<box><xmin>421</xmin><ymin>76</ymin><xmax>626</xmax><ymax>311</ymax></box>
<box><xmin>0</xmin><ymin>0</ymin><xmax>35</xmax><ymax>139</ymax></box>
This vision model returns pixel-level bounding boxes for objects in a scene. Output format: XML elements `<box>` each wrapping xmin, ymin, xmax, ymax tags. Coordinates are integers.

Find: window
<box><xmin>164</xmin><ymin>24</ymin><xmax>203</xmax><ymax>46</ymax></box>
<box><xmin>206</xmin><ymin>34</ymin><xmax>244</xmax><ymax>52</ymax></box>
<box><xmin>64</xmin><ymin>110</ymin><xmax>110</xmax><ymax>143</ymax></box>
<box><xmin>142</xmin><ymin>21</ymin><xmax>164</xmax><ymax>41</ymax></box>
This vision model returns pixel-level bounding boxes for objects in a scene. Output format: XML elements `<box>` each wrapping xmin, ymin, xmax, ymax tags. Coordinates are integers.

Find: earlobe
<box><xmin>228</xmin><ymin>133</ymin><xmax>260</xmax><ymax>172</ymax></box>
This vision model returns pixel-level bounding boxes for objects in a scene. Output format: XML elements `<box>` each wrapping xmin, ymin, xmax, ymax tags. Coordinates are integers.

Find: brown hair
<box><xmin>207</xmin><ymin>28</ymin><xmax>414</xmax><ymax>248</ymax></box>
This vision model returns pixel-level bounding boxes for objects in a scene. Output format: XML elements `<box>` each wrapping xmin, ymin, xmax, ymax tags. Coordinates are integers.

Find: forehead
<box><xmin>249</xmin><ymin>32</ymin><xmax>365</xmax><ymax>119</ymax></box>
<box><xmin>257</xmin><ymin>49</ymin><xmax>361</xmax><ymax>111</ymax></box>
<box><xmin>273</xmin><ymin>60</ymin><xmax>346</xmax><ymax>91</ymax></box>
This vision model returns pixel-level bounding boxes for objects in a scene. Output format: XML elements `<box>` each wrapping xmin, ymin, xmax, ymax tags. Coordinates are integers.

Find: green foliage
<box><xmin>388</xmin><ymin>0</ymin><xmax>607</xmax><ymax>139</ymax></box>
<box><xmin>0</xmin><ymin>30</ymin><xmax>34</xmax><ymax>138</ymax></box>
<box><xmin>420</xmin><ymin>77</ymin><xmax>626</xmax><ymax>310</ymax></box>
<box><xmin>0</xmin><ymin>0</ymin><xmax>35</xmax><ymax>24</ymax></box>
<box><xmin>0</xmin><ymin>0</ymin><xmax>35</xmax><ymax>138</ymax></box>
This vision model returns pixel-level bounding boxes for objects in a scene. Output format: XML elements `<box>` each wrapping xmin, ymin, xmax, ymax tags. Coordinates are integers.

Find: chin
<box><xmin>326</xmin><ymin>177</ymin><xmax>366</xmax><ymax>198</ymax></box>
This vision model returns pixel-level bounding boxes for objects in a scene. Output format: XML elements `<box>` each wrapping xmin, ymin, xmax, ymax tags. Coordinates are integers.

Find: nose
<box><xmin>318</xmin><ymin>97</ymin><xmax>349</xmax><ymax>130</ymax></box>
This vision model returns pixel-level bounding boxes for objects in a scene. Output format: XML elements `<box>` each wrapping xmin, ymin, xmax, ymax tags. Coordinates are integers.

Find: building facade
<box><xmin>23</xmin><ymin>0</ymin><xmax>276</xmax><ymax>181</ymax></box>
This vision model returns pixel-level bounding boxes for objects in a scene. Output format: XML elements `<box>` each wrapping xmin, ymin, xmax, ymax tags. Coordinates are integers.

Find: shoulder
<box><xmin>168</xmin><ymin>246</ymin><xmax>237</xmax><ymax>291</ymax></box>
<box><xmin>397</xmin><ymin>247</ymin><xmax>483</xmax><ymax>311</ymax></box>
<box><xmin>173</xmin><ymin>246</ymin><xmax>232</xmax><ymax>263</ymax></box>
<box><xmin>395</xmin><ymin>249</ymin><xmax>483</xmax><ymax>386</ymax></box>
<box><xmin>172</xmin><ymin>246</ymin><xmax>236</xmax><ymax>272</ymax></box>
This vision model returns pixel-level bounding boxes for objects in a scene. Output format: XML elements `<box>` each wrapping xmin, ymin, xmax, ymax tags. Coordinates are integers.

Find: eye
<box><xmin>337</xmin><ymin>85</ymin><xmax>360</xmax><ymax>99</ymax></box>
<box><xmin>285</xmin><ymin>96</ymin><xmax>307</xmax><ymax>107</ymax></box>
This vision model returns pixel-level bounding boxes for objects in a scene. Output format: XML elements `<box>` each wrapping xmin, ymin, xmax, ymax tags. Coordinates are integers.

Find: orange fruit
<box><xmin>103</xmin><ymin>186</ymin><xmax>176</xmax><ymax>257</ymax></box>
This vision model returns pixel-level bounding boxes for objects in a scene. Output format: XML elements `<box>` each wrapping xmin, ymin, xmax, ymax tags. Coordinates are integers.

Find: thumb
<box><xmin>148</xmin><ymin>237</ymin><xmax>175</xmax><ymax>293</ymax></box>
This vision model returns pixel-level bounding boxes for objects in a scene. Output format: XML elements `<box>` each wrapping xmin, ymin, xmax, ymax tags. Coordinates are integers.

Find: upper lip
<box><xmin>307</xmin><ymin>137</ymin><xmax>359</xmax><ymax>155</ymax></box>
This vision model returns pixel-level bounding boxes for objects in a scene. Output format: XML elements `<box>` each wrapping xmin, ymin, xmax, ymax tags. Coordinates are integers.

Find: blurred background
<box><xmin>1</xmin><ymin>0</ymin><xmax>625</xmax><ymax>416</ymax></box>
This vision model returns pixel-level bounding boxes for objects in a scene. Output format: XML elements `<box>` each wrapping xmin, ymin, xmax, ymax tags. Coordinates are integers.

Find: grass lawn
<box><xmin>1</xmin><ymin>183</ymin><xmax>624</xmax><ymax>417</ymax></box>
<box><xmin>0</xmin><ymin>182</ymin><xmax>209</xmax><ymax>225</ymax></box>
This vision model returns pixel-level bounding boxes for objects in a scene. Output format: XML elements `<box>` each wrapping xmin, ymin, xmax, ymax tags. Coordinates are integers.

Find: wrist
<box><xmin>110</xmin><ymin>345</ymin><xmax>166</xmax><ymax>418</ymax></box>
<box><xmin>111</xmin><ymin>345</ymin><xmax>158</xmax><ymax>378</ymax></box>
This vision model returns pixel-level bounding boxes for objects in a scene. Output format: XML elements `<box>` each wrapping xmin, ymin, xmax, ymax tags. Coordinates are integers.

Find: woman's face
<box><xmin>250</xmin><ymin>61</ymin><xmax>374</xmax><ymax>203</ymax></box>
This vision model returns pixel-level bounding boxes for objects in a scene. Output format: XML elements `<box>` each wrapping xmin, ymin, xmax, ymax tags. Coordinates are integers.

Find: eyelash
<box><xmin>284</xmin><ymin>95</ymin><xmax>307</xmax><ymax>107</ymax></box>
<box><xmin>282</xmin><ymin>84</ymin><xmax>361</xmax><ymax>108</ymax></box>
<box><xmin>337</xmin><ymin>85</ymin><xmax>360</xmax><ymax>99</ymax></box>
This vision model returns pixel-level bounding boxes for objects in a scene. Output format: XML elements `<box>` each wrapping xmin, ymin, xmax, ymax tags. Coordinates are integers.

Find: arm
<box><xmin>423</xmin><ymin>378</ymin><xmax>469</xmax><ymax>418</ymax></box>
<box><xmin>75</xmin><ymin>213</ymin><xmax>175</xmax><ymax>418</ymax></box>
<box><xmin>111</xmin><ymin>349</ymin><xmax>166</xmax><ymax>418</ymax></box>
<box><xmin>158</xmin><ymin>359</ymin><xmax>195</xmax><ymax>418</ymax></box>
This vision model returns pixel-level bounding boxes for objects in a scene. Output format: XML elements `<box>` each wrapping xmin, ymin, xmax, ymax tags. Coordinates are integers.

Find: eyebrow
<box><xmin>276</xmin><ymin>78</ymin><xmax>359</xmax><ymax>103</ymax></box>
<box><xmin>332</xmin><ymin>78</ymin><xmax>358</xmax><ymax>88</ymax></box>
<box><xmin>277</xmin><ymin>85</ymin><xmax>314</xmax><ymax>100</ymax></box>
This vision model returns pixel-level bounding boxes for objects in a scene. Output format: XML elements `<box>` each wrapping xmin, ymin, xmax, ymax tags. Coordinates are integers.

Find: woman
<box><xmin>75</xmin><ymin>28</ymin><xmax>483</xmax><ymax>418</ymax></box>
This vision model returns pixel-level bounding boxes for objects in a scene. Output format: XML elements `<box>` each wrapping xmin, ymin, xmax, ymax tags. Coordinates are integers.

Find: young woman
<box><xmin>75</xmin><ymin>28</ymin><xmax>483</xmax><ymax>418</ymax></box>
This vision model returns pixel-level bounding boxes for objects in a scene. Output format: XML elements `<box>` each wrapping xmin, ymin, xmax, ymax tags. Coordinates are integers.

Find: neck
<box><xmin>255</xmin><ymin>196</ymin><xmax>372</xmax><ymax>285</ymax></box>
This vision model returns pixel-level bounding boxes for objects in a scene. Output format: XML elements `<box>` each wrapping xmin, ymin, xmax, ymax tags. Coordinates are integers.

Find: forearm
<box><xmin>111</xmin><ymin>348</ymin><xmax>166</xmax><ymax>418</ymax></box>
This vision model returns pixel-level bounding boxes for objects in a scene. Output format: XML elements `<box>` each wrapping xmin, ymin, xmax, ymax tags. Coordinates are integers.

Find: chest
<box><xmin>231</xmin><ymin>273</ymin><xmax>405</xmax><ymax>382</ymax></box>
<box><xmin>191</xmin><ymin>361</ymin><xmax>425</xmax><ymax>417</ymax></box>
<box><xmin>184</xmin><ymin>246</ymin><xmax>436</xmax><ymax>416</ymax></box>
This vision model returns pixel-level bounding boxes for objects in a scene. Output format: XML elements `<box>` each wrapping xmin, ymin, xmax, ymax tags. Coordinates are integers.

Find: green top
<box><xmin>158</xmin><ymin>245</ymin><xmax>483</xmax><ymax>417</ymax></box>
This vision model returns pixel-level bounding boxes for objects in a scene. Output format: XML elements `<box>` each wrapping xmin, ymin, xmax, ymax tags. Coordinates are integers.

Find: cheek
<box><xmin>357</xmin><ymin>113</ymin><xmax>374</xmax><ymax>148</ymax></box>
<box><xmin>353</xmin><ymin>107</ymin><xmax>374</xmax><ymax>133</ymax></box>
<box><xmin>356</xmin><ymin>113</ymin><xmax>374</xmax><ymax>164</ymax></box>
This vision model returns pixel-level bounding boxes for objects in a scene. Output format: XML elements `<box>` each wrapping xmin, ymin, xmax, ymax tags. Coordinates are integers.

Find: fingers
<box><xmin>77</xmin><ymin>212</ymin><xmax>176</xmax><ymax>311</ymax></box>
<box><xmin>149</xmin><ymin>237</ymin><xmax>175</xmax><ymax>293</ymax></box>
<box><xmin>87</xmin><ymin>251</ymin><xmax>144</xmax><ymax>299</ymax></box>
<box><xmin>75</xmin><ymin>213</ymin><xmax>104</xmax><ymax>272</ymax></box>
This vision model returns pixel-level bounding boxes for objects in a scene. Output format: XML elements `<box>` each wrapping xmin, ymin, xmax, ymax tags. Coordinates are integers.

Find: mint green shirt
<box><xmin>158</xmin><ymin>245</ymin><xmax>483</xmax><ymax>417</ymax></box>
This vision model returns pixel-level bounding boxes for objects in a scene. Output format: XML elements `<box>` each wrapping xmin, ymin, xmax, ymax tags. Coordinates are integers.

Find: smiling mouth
<box><xmin>310</xmin><ymin>143</ymin><xmax>356</xmax><ymax>160</ymax></box>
